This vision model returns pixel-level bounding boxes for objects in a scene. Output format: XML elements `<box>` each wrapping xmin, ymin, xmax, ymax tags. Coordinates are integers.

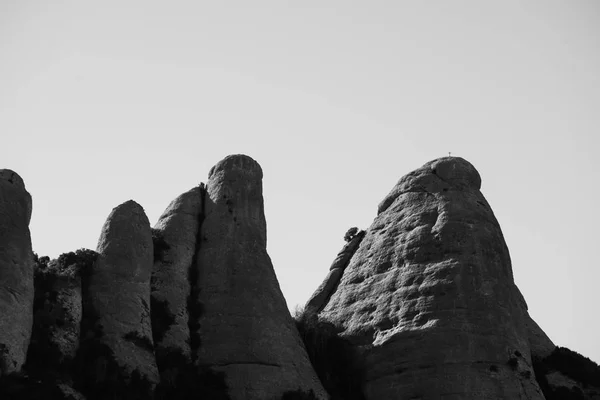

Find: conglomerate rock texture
<box><xmin>0</xmin><ymin>169</ymin><xmax>34</xmax><ymax>375</ymax></box>
<box><xmin>318</xmin><ymin>157</ymin><xmax>545</xmax><ymax>400</ymax></box>
<box><xmin>193</xmin><ymin>155</ymin><xmax>327</xmax><ymax>400</ymax></box>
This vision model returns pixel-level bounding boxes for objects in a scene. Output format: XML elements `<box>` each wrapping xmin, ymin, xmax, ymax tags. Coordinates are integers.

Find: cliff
<box><xmin>0</xmin><ymin>156</ymin><xmax>598</xmax><ymax>400</ymax></box>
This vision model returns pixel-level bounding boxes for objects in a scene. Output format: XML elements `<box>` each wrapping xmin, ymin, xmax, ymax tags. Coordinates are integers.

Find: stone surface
<box><xmin>514</xmin><ymin>285</ymin><xmax>556</xmax><ymax>360</ymax></box>
<box><xmin>151</xmin><ymin>185</ymin><xmax>203</xmax><ymax>373</ymax></box>
<box><xmin>526</xmin><ymin>315</ymin><xmax>556</xmax><ymax>360</ymax></box>
<box><xmin>305</xmin><ymin>231</ymin><xmax>365</xmax><ymax>314</ymax></box>
<box><xmin>81</xmin><ymin>200</ymin><xmax>159</xmax><ymax>392</ymax></box>
<box><xmin>319</xmin><ymin>157</ymin><xmax>544</xmax><ymax>400</ymax></box>
<box><xmin>193</xmin><ymin>154</ymin><xmax>327</xmax><ymax>400</ymax></box>
<box><xmin>0</xmin><ymin>169</ymin><xmax>34</xmax><ymax>375</ymax></box>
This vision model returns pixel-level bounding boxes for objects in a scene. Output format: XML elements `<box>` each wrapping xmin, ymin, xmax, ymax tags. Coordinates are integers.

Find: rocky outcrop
<box><xmin>0</xmin><ymin>169</ymin><xmax>34</xmax><ymax>375</ymax></box>
<box><xmin>150</xmin><ymin>185</ymin><xmax>203</xmax><ymax>375</ymax></box>
<box><xmin>318</xmin><ymin>157</ymin><xmax>545</xmax><ymax>400</ymax></box>
<box><xmin>305</xmin><ymin>230</ymin><xmax>365</xmax><ymax>314</ymax></box>
<box><xmin>79</xmin><ymin>200</ymin><xmax>159</xmax><ymax>397</ymax></box>
<box><xmin>193</xmin><ymin>155</ymin><xmax>327</xmax><ymax>400</ymax></box>
<box><xmin>3</xmin><ymin>155</ymin><xmax>600</xmax><ymax>400</ymax></box>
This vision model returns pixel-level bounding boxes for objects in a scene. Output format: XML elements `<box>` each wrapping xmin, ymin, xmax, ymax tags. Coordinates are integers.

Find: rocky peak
<box><xmin>205</xmin><ymin>154</ymin><xmax>267</xmax><ymax>245</ymax></box>
<box><xmin>80</xmin><ymin>199</ymin><xmax>159</xmax><ymax>397</ymax></box>
<box><xmin>377</xmin><ymin>156</ymin><xmax>482</xmax><ymax>215</ymax></box>
<box><xmin>316</xmin><ymin>156</ymin><xmax>543</xmax><ymax>399</ymax></box>
<box><xmin>2</xmin><ymin>156</ymin><xmax>599</xmax><ymax>400</ymax></box>
<box><xmin>0</xmin><ymin>169</ymin><xmax>34</xmax><ymax>376</ymax></box>
<box><xmin>194</xmin><ymin>154</ymin><xmax>327</xmax><ymax>399</ymax></box>
<box><xmin>0</xmin><ymin>169</ymin><xmax>32</xmax><ymax>224</ymax></box>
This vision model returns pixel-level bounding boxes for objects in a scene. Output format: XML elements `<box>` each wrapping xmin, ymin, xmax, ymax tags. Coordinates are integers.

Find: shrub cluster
<box><xmin>545</xmin><ymin>347</ymin><xmax>600</xmax><ymax>387</ymax></box>
<box><xmin>343</xmin><ymin>227</ymin><xmax>359</xmax><ymax>243</ymax></box>
<box><xmin>34</xmin><ymin>249</ymin><xmax>99</xmax><ymax>281</ymax></box>
<box><xmin>29</xmin><ymin>249</ymin><xmax>100</xmax><ymax>375</ymax></box>
<box><xmin>532</xmin><ymin>346</ymin><xmax>600</xmax><ymax>400</ymax></box>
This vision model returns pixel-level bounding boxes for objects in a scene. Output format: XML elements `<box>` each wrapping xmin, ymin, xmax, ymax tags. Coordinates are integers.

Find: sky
<box><xmin>1</xmin><ymin>1</ymin><xmax>599</xmax><ymax>363</ymax></box>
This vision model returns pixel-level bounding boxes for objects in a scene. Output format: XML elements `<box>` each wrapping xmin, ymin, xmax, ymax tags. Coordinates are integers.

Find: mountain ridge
<box><xmin>1</xmin><ymin>155</ymin><xmax>598</xmax><ymax>399</ymax></box>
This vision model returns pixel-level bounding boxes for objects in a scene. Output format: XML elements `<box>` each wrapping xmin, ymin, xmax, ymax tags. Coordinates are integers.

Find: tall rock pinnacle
<box><xmin>316</xmin><ymin>157</ymin><xmax>545</xmax><ymax>399</ymax></box>
<box><xmin>0</xmin><ymin>170</ymin><xmax>34</xmax><ymax>375</ymax></box>
<box><xmin>193</xmin><ymin>155</ymin><xmax>327</xmax><ymax>400</ymax></box>
<box><xmin>80</xmin><ymin>200</ymin><xmax>159</xmax><ymax>396</ymax></box>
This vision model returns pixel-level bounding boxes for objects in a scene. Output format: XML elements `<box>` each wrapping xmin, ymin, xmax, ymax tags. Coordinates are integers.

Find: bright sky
<box><xmin>2</xmin><ymin>1</ymin><xmax>599</xmax><ymax>363</ymax></box>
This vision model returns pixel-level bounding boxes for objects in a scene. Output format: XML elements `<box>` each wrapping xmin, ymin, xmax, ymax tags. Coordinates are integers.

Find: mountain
<box><xmin>1</xmin><ymin>156</ymin><xmax>598</xmax><ymax>399</ymax></box>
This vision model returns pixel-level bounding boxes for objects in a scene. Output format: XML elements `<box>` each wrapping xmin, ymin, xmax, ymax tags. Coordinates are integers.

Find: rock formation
<box><xmin>305</xmin><ymin>230</ymin><xmax>365</xmax><ymax>314</ymax></box>
<box><xmin>314</xmin><ymin>157</ymin><xmax>545</xmax><ymax>399</ymax></box>
<box><xmin>1</xmin><ymin>155</ymin><xmax>599</xmax><ymax>400</ymax></box>
<box><xmin>150</xmin><ymin>186</ymin><xmax>203</xmax><ymax>376</ymax></box>
<box><xmin>0</xmin><ymin>169</ymin><xmax>34</xmax><ymax>375</ymax></box>
<box><xmin>80</xmin><ymin>200</ymin><xmax>159</xmax><ymax>397</ymax></box>
<box><xmin>193</xmin><ymin>155</ymin><xmax>327</xmax><ymax>400</ymax></box>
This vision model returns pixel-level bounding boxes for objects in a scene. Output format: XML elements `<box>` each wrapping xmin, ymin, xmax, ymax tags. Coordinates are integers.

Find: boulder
<box><xmin>193</xmin><ymin>155</ymin><xmax>327</xmax><ymax>400</ymax></box>
<box><xmin>80</xmin><ymin>200</ymin><xmax>159</xmax><ymax>396</ymax></box>
<box><xmin>0</xmin><ymin>169</ymin><xmax>34</xmax><ymax>375</ymax></box>
<box><xmin>319</xmin><ymin>157</ymin><xmax>545</xmax><ymax>399</ymax></box>
<box><xmin>151</xmin><ymin>186</ymin><xmax>203</xmax><ymax>374</ymax></box>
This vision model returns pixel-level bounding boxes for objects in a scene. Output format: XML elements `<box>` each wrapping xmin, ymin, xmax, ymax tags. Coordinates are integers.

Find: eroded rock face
<box><xmin>80</xmin><ymin>200</ymin><xmax>159</xmax><ymax>396</ymax></box>
<box><xmin>319</xmin><ymin>157</ymin><xmax>545</xmax><ymax>400</ymax></box>
<box><xmin>151</xmin><ymin>186</ymin><xmax>203</xmax><ymax>374</ymax></box>
<box><xmin>193</xmin><ymin>155</ymin><xmax>327</xmax><ymax>400</ymax></box>
<box><xmin>0</xmin><ymin>169</ymin><xmax>34</xmax><ymax>375</ymax></box>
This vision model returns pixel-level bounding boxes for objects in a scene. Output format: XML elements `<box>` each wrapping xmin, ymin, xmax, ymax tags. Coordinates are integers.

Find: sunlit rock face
<box><xmin>193</xmin><ymin>155</ymin><xmax>328</xmax><ymax>400</ymax></box>
<box><xmin>319</xmin><ymin>157</ymin><xmax>545</xmax><ymax>400</ymax></box>
<box><xmin>0</xmin><ymin>170</ymin><xmax>34</xmax><ymax>375</ymax></box>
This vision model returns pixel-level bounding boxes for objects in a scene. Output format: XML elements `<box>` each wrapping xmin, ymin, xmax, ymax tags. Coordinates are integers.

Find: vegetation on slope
<box><xmin>533</xmin><ymin>346</ymin><xmax>600</xmax><ymax>400</ymax></box>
